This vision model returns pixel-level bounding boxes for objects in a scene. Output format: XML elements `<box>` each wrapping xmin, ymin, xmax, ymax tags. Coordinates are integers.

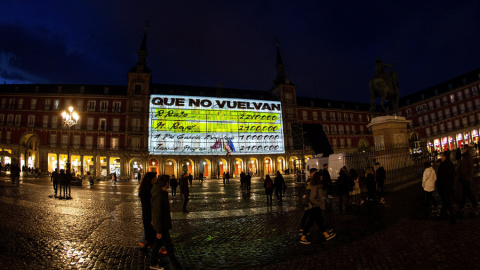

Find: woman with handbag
<box><xmin>300</xmin><ymin>171</ymin><xmax>336</xmax><ymax>244</ymax></box>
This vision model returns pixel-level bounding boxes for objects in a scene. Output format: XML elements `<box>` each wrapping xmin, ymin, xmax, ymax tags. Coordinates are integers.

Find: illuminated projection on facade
<box><xmin>148</xmin><ymin>95</ymin><xmax>285</xmax><ymax>155</ymax></box>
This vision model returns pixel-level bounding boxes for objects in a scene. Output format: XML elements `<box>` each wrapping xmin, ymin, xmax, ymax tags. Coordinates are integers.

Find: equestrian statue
<box><xmin>369</xmin><ymin>58</ymin><xmax>399</xmax><ymax>113</ymax></box>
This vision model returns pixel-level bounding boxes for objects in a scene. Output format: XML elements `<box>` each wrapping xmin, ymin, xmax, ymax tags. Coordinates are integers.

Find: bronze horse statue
<box><xmin>370</xmin><ymin>61</ymin><xmax>399</xmax><ymax>113</ymax></box>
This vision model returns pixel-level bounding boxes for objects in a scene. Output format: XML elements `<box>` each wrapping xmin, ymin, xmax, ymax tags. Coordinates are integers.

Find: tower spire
<box><xmin>273</xmin><ymin>41</ymin><xmax>291</xmax><ymax>86</ymax></box>
<box><xmin>135</xmin><ymin>21</ymin><xmax>149</xmax><ymax>71</ymax></box>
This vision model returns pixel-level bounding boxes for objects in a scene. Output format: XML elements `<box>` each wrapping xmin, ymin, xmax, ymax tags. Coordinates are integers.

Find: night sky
<box><xmin>1</xmin><ymin>1</ymin><xmax>480</xmax><ymax>103</ymax></box>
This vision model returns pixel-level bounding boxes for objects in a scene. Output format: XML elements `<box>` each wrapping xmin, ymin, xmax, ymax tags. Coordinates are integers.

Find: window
<box><xmin>428</xmin><ymin>101</ymin><xmax>434</xmax><ymax>110</ymax></box>
<box><xmin>467</xmin><ymin>101</ymin><xmax>473</xmax><ymax>111</ymax></box>
<box><xmin>111</xmin><ymin>137</ymin><xmax>119</xmax><ymax>150</ymax></box>
<box><xmin>430</xmin><ymin>113</ymin><xmax>436</xmax><ymax>122</ymax></box>
<box><xmin>432</xmin><ymin>125</ymin><xmax>437</xmax><ymax>134</ymax></box>
<box><xmin>358</xmin><ymin>114</ymin><xmax>363</xmax><ymax>122</ymax></box>
<box><xmin>61</xmin><ymin>134</ymin><xmax>68</xmax><ymax>148</ymax></box>
<box><xmin>426</xmin><ymin>127</ymin><xmax>431</xmax><ymax>136</ymax></box>
<box><xmin>458</xmin><ymin>91</ymin><xmax>463</xmax><ymax>100</ymax></box>
<box><xmin>340</xmin><ymin>138</ymin><xmax>345</xmax><ymax>147</ymax></box>
<box><xmin>445</xmin><ymin>108</ymin><xmax>450</xmax><ymax>118</ymax></box>
<box><xmin>75</xmin><ymin>119</ymin><xmax>81</xmax><ymax>130</ymax></box>
<box><xmin>287</xmin><ymin>108</ymin><xmax>294</xmax><ymax>117</ymax></box>
<box><xmin>302</xmin><ymin>111</ymin><xmax>308</xmax><ymax>120</ymax></box>
<box><xmin>113</xmin><ymin>101</ymin><xmax>121</xmax><ymax>112</ymax></box>
<box><xmin>447</xmin><ymin>121</ymin><xmax>452</xmax><ymax>130</ymax></box>
<box><xmin>351</xmin><ymin>125</ymin><xmax>356</xmax><ymax>134</ymax></box>
<box><xmin>65</xmin><ymin>99</ymin><xmax>72</xmax><ymax>108</ymax></box>
<box><xmin>7</xmin><ymin>114</ymin><xmax>14</xmax><ymax>125</ymax></box>
<box><xmin>345</xmin><ymin>125</ymin><xmax>350</xmax><ymax>134</ymax></box>
<box><xmin>442</xmin><ymin>96</ymin><xmax>448</xmax><ymax>105</ymax></box>
<box><xmin>438</xmin><ymin>110</ymin><xmax>443</xmax><ymax>120</ymax></box>
<box><xmin>406</xmin><ymin>109</ymin><xmax>412</xmax><ymax>117</ymax></box>
<box><xmin>347</xmin><ymin>138</ymin><xmax>352</xmax><ymax>147</ymax></box>
<box><xmin>322</xmin><ymin>112</ymin><xmax>327</xmax><ymax>121</ymax></box>
<box><xmin>465</xmin><ymin>89</ymin><xmax>471</xmax><ymax>98</ymax></box>
<box><xmin>87</xmin><ymin>118</ymin><xmax>94</xmax><ymax>130</ymax></box>
<box><xmin>360</xmin><ymin>126</ymin><xmax>364</xmax><ymax>134</ymax></box>
<box><xmin>51</xmin><ymin>116</ymin><xmax>58</xmax><ymax>129</ymax></box>
<box><xmin>100</xmin><ymin>101</ymin><xmax>108</xmax><ymax>112</ymax></box>
<box><xmin>473</xmin><ymin>86</ymin><xmax>478</xmax><ymax>95</ymax></box>
<box><xmin>49</xmin><ymin>134</ymin><xmax>57</xmax><ymax>147</ymax></box>
<box><xmin>0</xmin><ymin>114</ymin><xmax>3</xmax><ymax>125</ymax></box>
<box><xmin>45</xmin><ymin>99</ymin><xmax>51</xmax><ymax>110</ymax></box>
<box><xmin>85</xmin><ymin>136</ymin><xmax>93</xmax><ymax>149</ymax></box>
<box><xmin>462</xmin><ymin>118</ymin><xmax>468</xmax><ymax>127</ymax></box>
<box><xmin>470</xmin><ymin>115</ymin><xmax>475</xmax><ymax>125</ymax></box>
<box><xmin>440</xmin><ymin>123</ymin><xmax>445</xmax><ymax>133</ymax></box>
<box><xmin>27</xmin><ymin>115</ymin><xmax>35</xmax><ymax>127</ymax></box>
<box><xmin>450</xmin><ymin>94</ymin><xmax>455</xmax><ymax>103</ymax></box>
<box><xmin>99</xmin><ymin>118</ymin><xmax>106</xmax><ymax>131</ymax></box>
<box><xmin>18</xmin><ymin>99</ymin><xmax>23</xmax><ymax>109</ymax></box>
<box><xmin>323</xmin><ymin>125</ymin><xmax>329</xmax><ymax>134</ymax></box>
<box><xmin>43</xmin><ymin>115</ymin><xmax>49</xmax><ymax>128</ymax></box>
<box><xmin>73</xmin><ymin>135</ymin><xmax>80</xmax><ymax>148</ymax></box>
<box><xmin>1</xmin><ymin>98</ymin><xmax>5</xmax><ymax>109</ymax></box>
<box><xmin>332</xmin><ymin>139</ymin><xmax>337</xmax><ymax>147</ymax></box>
<box><xmin>418</xmin><ymin>117</ymin><xmax>423</xmax><ymax>126</ymax></box>
<box><xmin>98</xmin><ymin>137</ymin><xmax>105</xmax><ymax>149</ymax></box>
<box><xmin>15</xmin><ymin>115</ymin><xmax>21</xmax><ymax>126</ymax></box>
<box><xmin>134</xmin><ymin>84</ymin><xmax>142</xmax><ymax>95</ymax></box>
<box><xmin>132</xmin><ymin>118</ymin><xmax>141</xmax><ymax>131</ymax></box>
<box><xmin>54</xmin><ymin>99</ymin><xmax>60</xmax><ymax>110</ymax></box>
<box><xmin>452</xmin><ymin>106</ymin><xmax>458</xmax><ymax>116</ymax></box>
<box><xmin>131</xmin><ymin>137</ymin><xmax>141</xmax><ymax>150</ymax></box>
<box><xmin>9</xmin><ymin>98</ymin><xmax>15</xmax><ymax>109</ymax></box>
<box><xmin>422</xmin><ymin>104</ymin><xmax>427</xmax><ymax>112</ymax></box>
<box><xmin>87</xmin><ymin>100</ymin><xmax>96</xmax><ymax>111</ymax></box>
<box><xmin>76</xmin><ymin>99</ymin><xmax>83</xmax><ymax>112</ymax></box>
<box><xmin>6</xmin><ymin>131</ymin><xmax>11</xmax><ymax>143</ymax></box>
<box><xmin>423</xmin><ymin>115</ymin><xmax>429</xmax><ymax>125</ymax></box>
<box><xmin>343</xmin><ymin>113</ymin><xmax>348</xmax><ymax>121</ymax></box>
<box><xmin>338</xmin><ymin>125</ymin><xmax>344</xmax><ymax>134</ymax></box>
<box><xmin>312</xmin><ymin>112</ymin><xmax>318</xmax><ymax>121</ymax></box>
<box><xmin>454</xmin><ymin>119</ymin><xmax>460</xmax><ymax>128</ymax></box>
<box><xmin>337</xmin><ymin>113</ymin><xmax>342</xmax><ymax>121</ymax></box>
<box><xmin>350</xmin><ymin>114</ymin><xmax>354</xmax><ymax>121</ymax></box>
<box><xmin>284</xmin><ymin>93</ymin><xmax>292</xmax><ymax>103</ymax></box>
<box><xmin>329</xmin><ymin>112</ymin><xmax>336</xmax><ymax>121</ymax></box>
<box><xmin>435</xmin><ymin>99</ymin><xmax>441</xmax><ymax>108</ymax></box>
<box><xmin>112</xmin><ymin>118</ymin><xmax>120</xmax><ymax>131</ymax></box>
<box><xmin>416</xmin><ymin>105</ymin><xmax>422</xmax><ymax>113</ymax></box>
<box><xmin>459</xmin><ymin>103</ymin><xmax>465</xmax><ymax>113</ymax></box>
<box><xmin>331</xmin><ymin>125</ymin><xmax>337</xmax><ymax>134</ymax></box>
<box><xmin>133</xmin><ymin>100</ymin><xmax>142</xmax><ymax>111</ymax></box>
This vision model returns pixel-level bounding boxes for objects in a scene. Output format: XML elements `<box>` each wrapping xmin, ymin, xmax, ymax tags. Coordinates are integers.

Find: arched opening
<box><xmin>216</xmin><ymin>158</ymin><xmax>228</xmax><ymax>179</ymax></box>
<box><xmin>233</xmin><ymin>158</ymin><xmax>243</xmax><ymax>177</ymax></box>
<box><xmin>149</xmin><ymin>158</ymin><xmax>159</xmax><ymax>173</ymax></box>
<box><xmin>130</xmin><ymin>158</ymin><xmax>143</xmax><ymax>180</ymax></box>
<box><xmin>276</xmin><ymin>157</ymin><xmax>285</xmax><ymax>174</ymax></box>
<box><xmin>199</xmin><ymin>159</ymin><xmax>211</xmax><ymax>179</ymax></box>
<box><xmin>19</xmin><ymin>132</ymin><xmax>40</xmax><ymax>170</ymax></box>
<box><xmin>264</xmin><ymin>157</ymin><xmax>273</xmax><ymax>175</ymax></box>
<box><xmin>248</xmin><ymin>158</ymin><xmax>258</xmax><ymax>176</ymax></box>
<box><xmin>181</xmin><ymin>159</ymin><xmax>194</xmax><ymax>175</ymax></box>
<box><xmin>164</xmin><ymin>159</ymin><xmax>176</xmax><ymax>177</ymax></box>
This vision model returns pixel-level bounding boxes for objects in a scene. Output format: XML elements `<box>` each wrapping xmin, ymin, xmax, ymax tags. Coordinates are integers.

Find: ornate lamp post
<box><xmin>62</xmin><ymin>106</ymin><xmax>79</xmax><ymax>172</ymax></box>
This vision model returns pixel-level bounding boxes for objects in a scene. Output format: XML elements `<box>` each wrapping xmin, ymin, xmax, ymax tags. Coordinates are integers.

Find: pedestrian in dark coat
<box><xmin>51</xmin><ymin>168</ymin><xmax>59</xmax><ymax>196</ymax></box>
<box><xmin>150</xmin><ymin>175</ymin><xmax>182</xmax><ymax>270</ymax></box>
<box><xmin>457</xmin><ymin>146</ymin><xmax>478</xmax><ymax>215</ymax></box>
<box><xmin>169</xmin><ymin>175</ymin><xmax>178</xmax><ymax>197</ymax></box>
<box><xmin>375</xmin><ymin>162</ymin><xmax>386</xmax><ymax>197</ymax></box>
<box><xmin>436</xmin><ymin>151</ymin><xmax>456</xmax><ymax>224</ymax></box>
<box><xmin>139</xmin><ymin>172</ymin><xmax>157</xmax><ymax>248</ymax></box>
<box><xmin>274</xmin><ymin>171</ymin><xmax>286</xmax><ymax>205</ymax></box>
<box><xmin>337</xmin><ymin>166</ymin><xmax>352</xmax><ymax>212</ymax></box>
<box><xmin>365</xmin><ymin>167</ymin><xmax>377</xmax><ymax>203</ymax></box>
<box><xmin>180</xmin><ymin>172</ymin><xmax>190</xmax><ymax>213</ymax></box>
<box><xmin>264</xmin><ymin>175</ymin><xmax>274</xmax><ymax>205</ymax></box>
<box><xmin>321</xmin><ymin>164</ymin><xmax>332</xmax><ymax>203</ymax></box>
<box><xmin>58</xmin><ymin>169</ymin><xmax>66</xmax><ymax>198</ymax></box>
<box><xmin>225</xmin><ymin>172</ymin><xmax>230</xmax><ymax>184</ymax></box>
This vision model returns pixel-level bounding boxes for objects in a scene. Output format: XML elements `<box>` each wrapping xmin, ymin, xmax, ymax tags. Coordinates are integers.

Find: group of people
<box><xmin>138</xmin><ymin>172</ymin><xmax>183</xmax><ymax>270</ymax></box>
<box><xmin>50</xmin><ymin>168</ymin><xmax>73</xmax><ymax>198</ymax></box>
<box><xmin>422</xmin><ymin>145</ymin><xmax>478</xmax><ymax>224</ymax></box>
<box><xmin>263</xmin><ymin>171</ymin><xmax>287</xmax><ymax>205</ymax></box>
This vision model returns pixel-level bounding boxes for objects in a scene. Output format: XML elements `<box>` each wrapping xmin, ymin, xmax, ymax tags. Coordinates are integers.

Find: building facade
<box><xmin>1</xmin><ymin>29</ymin><xmax>479</xmax><ymax>179</ymax></box>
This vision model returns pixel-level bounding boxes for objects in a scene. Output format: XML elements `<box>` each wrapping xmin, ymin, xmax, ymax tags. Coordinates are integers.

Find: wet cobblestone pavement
<box><xmin>1</xmin><ymin>173</ymin><xmax>480</xmax><ymax>269</ymax></box>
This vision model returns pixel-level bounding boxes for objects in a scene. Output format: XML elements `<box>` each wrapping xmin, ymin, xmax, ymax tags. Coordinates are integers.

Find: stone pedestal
<box><xmin>367</xmin><ymin>116</ymin><xmax>415</xmax><ymax>189</ymax></box>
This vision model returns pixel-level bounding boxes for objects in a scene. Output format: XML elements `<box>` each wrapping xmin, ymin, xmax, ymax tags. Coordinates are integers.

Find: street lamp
<box><xmin>62</xmin><ymin>106</ymin><xmax>79</xmax><ymax>172</ymax></box>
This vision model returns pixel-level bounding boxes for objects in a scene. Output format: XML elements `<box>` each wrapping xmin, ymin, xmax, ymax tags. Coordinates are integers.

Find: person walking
<box><xmin>58</xmin><ymin>169</ymin><xmax>66</xmax><ymax>198</ymax></box>
<box><xmin>436</xmin><ymin>151</ymin><xmax>457</xmax><ymax>224</ymax></box>
<box><xmin>299</xmin><ymin>171</ymin><xmax>336</xmax><ymax>244</ymax></box>
<box><xmin>365</xmin><ymin>167</ymin><xmax>377</xmax><ymax>203</ymax></box>
<box><xmin>66</xmin><ymin>170</ymin><xmax>72</xmax><ymax>198</ymax></box>
<box><xmin>337</xmin><ymin>166</ymin><xmax>352</xmax><ymax>212</ymax></box>
<box><xmin>225</xmin><ymin>171</ymin><xmax>230</xmax><ymax>184</ymax></box>
<box><xmin>150</xmin><ymin>175</ymin><xmax>183</xmax><ymax>270</ymax></box>
<box><xmin>169</xmin><ymin>175</ymin><xmax>178</xmax><ymax>198</ymax></box>
<box><xmin>274</xmin><ymin>171</ymin><xmax>286</xmax><ymax>205</ymax></box>
<box><xmin>245</xmin><ymin>173</ymin><xmax>251</xmax><ymax>192</ymax></box>
<box><xmin>222</xmin><ymin>172</ymin><xmax>226</xmax><ymax>184</ymax></box>
<box><xmin>264</xmin><ymin>175</ymin><xmax>274</xmax><ymax>205</ymax></box>
<box><xmin>188</xmin><ymin>173</ymin><xmax>193</xmax><ymax>186</ymax></box>
<box><xmin>51</xmin><ymin>168</ymin><xmax>59</xmax><ymax>196</ymax></box>
<box><xmin>298</xmin><ymin>168</ymin><xmax>316</xmax><ymax>236</ymax></box>
<box><xmin>180</xmin><ymin>172</ymin><xmax>190</xmax><ymax>213</ymax></box>
<box><xmin>375</xmin><ymin>162</ymin><xmax>386</xmax><ymax>198</ymax></box>
<box><xmin>457</xmin><ymin>145</ymin><xmax>478</xmax><ymax>216</ymax></box>
<box><xmin>422</xmin><ymin>162</ymin><xmax>437</xmax><ymax>218</ymax></box>
<box><xmin>138</xmin><ymin>172</ymin><xmax>157</xmax><ymax>249</ymax></box>
<box><xmin>321</xmin><ymin>164</ymin><xmax>333</xmax><ymax>203</ymax></box>
<box><xmin>350</xmin><ymin>168</ymin><xmax>363</xmax><ymax>206</ymax></box>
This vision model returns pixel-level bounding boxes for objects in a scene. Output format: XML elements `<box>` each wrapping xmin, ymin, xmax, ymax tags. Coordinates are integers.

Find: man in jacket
<box><xmin>375</xmin><ymin>162</ymin><xmax>386</xmax><ymax>197</ymax></box>
<box><xmin>150</xmin><ymin>175</ymin><xmax>182</xmax><ymax>270</ymax></box>
<box><xmin>437</xmin><ymin>151</ymin><xmax>457</xmax><ymax>224</ymax></box>
<box><xmin>180</xmin><ymin>172</ymin><xmax>190</xmax><ymax>213</ymax></box>
<box><xmin>457</xmin><ymin>145</ymin><xmax>478</xmax><ymax>216</ymax></box>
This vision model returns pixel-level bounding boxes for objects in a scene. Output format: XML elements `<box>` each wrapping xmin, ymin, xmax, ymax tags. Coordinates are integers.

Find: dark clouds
<box><xmin>1</xmin><ymin>1</ymin><xmax>480</xmax><ymax>103</ymax></box>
